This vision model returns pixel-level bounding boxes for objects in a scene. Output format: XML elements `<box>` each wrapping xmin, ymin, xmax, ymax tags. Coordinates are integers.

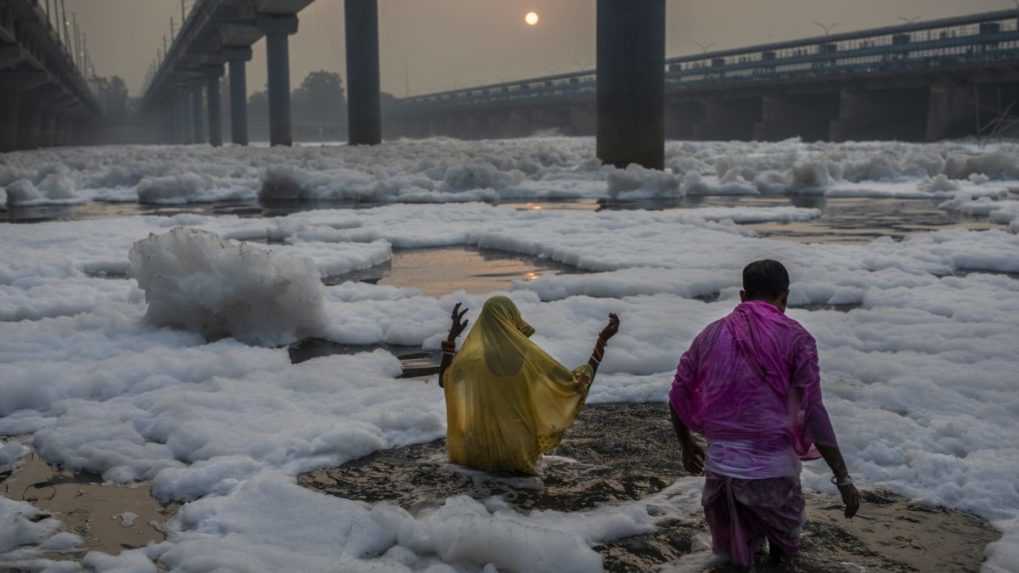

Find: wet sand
<box><xmin>0</xmin><ymin>451</ymin><xmax>174</xmax><ymax>558</ymax></box>
<box><xmin>300</xmin><ymin>402</ymin><xmax>999</xmax><ymax>573</ymax></box>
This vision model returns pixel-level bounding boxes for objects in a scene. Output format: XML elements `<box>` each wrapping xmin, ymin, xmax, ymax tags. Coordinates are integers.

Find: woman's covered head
<box><xmin>481</xmin><ymin>296</ymin><xmax>535</xmax><ymax>337</ymax></box>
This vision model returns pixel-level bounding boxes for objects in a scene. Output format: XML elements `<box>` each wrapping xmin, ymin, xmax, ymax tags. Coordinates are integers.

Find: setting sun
<box><xmin>525</xmin><ymin>11</ymin><xmax>540</xmax><ymax>26</ymax></box>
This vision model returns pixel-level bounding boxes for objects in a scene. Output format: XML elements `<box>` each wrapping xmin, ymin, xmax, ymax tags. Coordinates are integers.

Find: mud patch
<box><xmin>300</xmin><ymin>403</ymin><xmax>998</xmax><ymax>573</ymax></box>
<box><xmin>1</xmin><ymin>452</ymin><xmax>176</xmax><ymax>557</ymax></box>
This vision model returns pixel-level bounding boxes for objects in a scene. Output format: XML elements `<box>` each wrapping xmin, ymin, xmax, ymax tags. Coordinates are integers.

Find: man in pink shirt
<box><xmin>670</xmin><ymin>260</ymin><xmax>860</xmax><ymax>570</ymax></box>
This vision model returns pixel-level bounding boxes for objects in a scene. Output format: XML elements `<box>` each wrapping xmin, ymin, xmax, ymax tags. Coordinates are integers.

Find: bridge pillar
<box><xmin>59</xmin><ymin>122</ymin><xmax>71</xmax><ymax>148</ymax></box>
<box><xmin>175</xmin><ymin>89</ymin><xmax>191</xmax><ymax>144</ymax></box>
<box><xmin>753</xmin><ymin>93</ymin><xmax>840</xmax><ymax>142</ymax></box>
<box><xmin>568</xmin><ymin>104</ymin><xmax>596</xmax><ymax>136</ymax></box>
<box><xmin>695</xmin><ymin>97</ymin><xmax>761</xmax><ymax>141</ymax></box>
<box><xmin>596</xmin><ymin>0</ymin><xmax>665</xmax><ymax>169</ymax></box>
<box><xmin>345</xmin><ymin>0</ymin><xmax>382</xmax><ymax>145</ymax></box>
<box><xmin>0</xmin><ymin>89</ymin><xmax>19</xmax><ymax>152</ymax></box>
<box><xmin>225</xmin><ymin>48</ymin><xmax>252</xmax><ymax>146</ymax></box>
<box><xmin>830</xmin><ymin>88</ymin><xmax>929</xmax><ymax>142</ymax></box>
<box><xmin>191</xmin><ymin>86</ymin><xmax>206</xmax><ymax>144</ymax></box>
<box><xmin>258</xmin><ymin>15</ymin><xmax>299</xmax><ymax>147</ymax></box>
<box><xmin>497</xmin><ymin>109</ymin><xmax>530</xmax><ymax>138</ymax></box>
<box><xmin>17</xmin><ymin>100</ymin><xmax>43</xmax><ymax>149</ymax></box>
<box><xmin>205</xmin><ymin>65</ymin><xmax>225</xmax><ymax>147</ymax></box>
<box><xmin>667</xmin><ymin>100</ymin><xmax>705</xmax><ymax>140</ymax></box>
<box><xmin>43</xmin><ymin>113</ymin><xmax>58</xmax><ymax>147</ymax></box>
<box><xmin>927</xmin><ymin>81</ymin><xmax>976</xmax><ymax>141</ymax></box>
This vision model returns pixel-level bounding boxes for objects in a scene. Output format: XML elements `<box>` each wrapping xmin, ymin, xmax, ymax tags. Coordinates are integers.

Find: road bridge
<box><xmin>0</xmin><ymin>0</ymin><xmax>101</xmax><ymax>152</ymax></box>
<box><xmin>390</xmin><ymin>9</ymin><xmax>1019</xmax><ymax>144</ymax></box>
<box><xmin>140</xmin><ymin>0</ymin><xmax>386</xmax><ymax>148</ymax></box>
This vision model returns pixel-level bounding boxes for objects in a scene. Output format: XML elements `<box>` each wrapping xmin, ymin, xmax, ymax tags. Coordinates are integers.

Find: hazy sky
<box><xmin>66</xmin><ymin>0</ymin><xmax>1007</xmax><ymax>98</ymax></box>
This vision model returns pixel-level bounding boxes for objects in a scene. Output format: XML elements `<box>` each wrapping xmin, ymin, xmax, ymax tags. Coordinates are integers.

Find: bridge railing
<box><xmin>142</xmin><ymin>0</ymin><xmax>217</xmax><ymax>99</ymax></box>
<box><xmin>396</xmin><ymin>9</ymin><xmax>1019</xmax><ymax>112</ymax></box>
<box><xmin>6</xmin><ymin>0</ymin><xmax>101</xmax><ymax>111</ymax></box>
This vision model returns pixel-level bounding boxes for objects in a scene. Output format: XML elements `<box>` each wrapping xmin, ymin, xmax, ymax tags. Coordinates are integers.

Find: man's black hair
<box><xmin>742</xmin><ymin>259</ymin><xmax>790</xmax><ymax>300</ymax></box>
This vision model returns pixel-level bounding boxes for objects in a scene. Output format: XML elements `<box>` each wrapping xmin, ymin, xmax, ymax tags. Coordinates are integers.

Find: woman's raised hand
<box><xmin>448</xmin><ymin>303</ymin><xmax>470</xmax><ymax>341</ymax></box>
<box><xmin>599</xmin><ymin>313</ymin><xmax>621</xmax><ymax>342</ymax></box>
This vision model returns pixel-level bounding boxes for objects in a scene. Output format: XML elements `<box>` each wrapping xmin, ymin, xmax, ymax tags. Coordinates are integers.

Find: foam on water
<box><xmin>1</xmin><ymin>139</ymin><xmax>1018</xmax><ymax>572</ymax></box>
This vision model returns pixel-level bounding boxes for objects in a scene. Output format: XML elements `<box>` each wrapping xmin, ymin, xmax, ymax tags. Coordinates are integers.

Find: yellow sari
<box><xmin>443</xmin><ymin>296</ymin><xmax>594</xmax><ymax>475</ymax></box>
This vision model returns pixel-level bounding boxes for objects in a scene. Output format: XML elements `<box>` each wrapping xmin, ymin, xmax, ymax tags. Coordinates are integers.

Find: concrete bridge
<box><xmin>140</xmin><ymin>0</ymin><xmax>382</xmax><ymax>148</ymax></box>
<box><xmin>141</xmin><ymin>0</ymin><xmax>664</xmax><ymax>168</ymax></box>
<box><xmin>389</xmin><ymin>9</ymin><xmax>1019</xmax><ymax>144</ymax></box>
<box><xmin>143</xmin><ymin>0</ymin><xmax>668</xmax><ymax>168</ymax></box>
<box><xmin>0</xmin><ymin>0</ymin><xmax>102</xmax><ymax>152</ymax></box>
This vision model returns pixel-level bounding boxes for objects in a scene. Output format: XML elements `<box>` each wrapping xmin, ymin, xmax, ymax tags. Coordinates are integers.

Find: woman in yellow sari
<box><xmin>438</xmin><ymin>296</ymin><xmax>620</xmax><ymax>475</ymax></box>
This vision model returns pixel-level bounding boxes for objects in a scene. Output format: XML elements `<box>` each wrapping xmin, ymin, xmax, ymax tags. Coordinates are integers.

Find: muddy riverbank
<box><xmin>300</xmin><ymin>402</ymin><xmax>999</xmax><ymax>572</ymax></box>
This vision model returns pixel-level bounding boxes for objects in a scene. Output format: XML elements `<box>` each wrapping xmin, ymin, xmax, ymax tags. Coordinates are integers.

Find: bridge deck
<box><xmin>396</xmin><ymin>9</ymin><xmax>1019</xmax><ymax>113</ymax></box>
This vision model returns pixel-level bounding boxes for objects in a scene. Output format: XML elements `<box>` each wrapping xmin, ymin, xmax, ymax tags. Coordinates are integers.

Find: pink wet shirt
<box><xmin>669</xmin><ymin>301</ymin><xmax>837</xmax><ymax>479</ymax></box>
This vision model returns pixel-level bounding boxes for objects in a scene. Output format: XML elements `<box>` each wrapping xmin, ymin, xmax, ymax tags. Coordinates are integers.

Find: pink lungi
<box><xmin>702</xmin><ymin>472</ymin><xmax>805</xmax><ymax>567</ymax></box>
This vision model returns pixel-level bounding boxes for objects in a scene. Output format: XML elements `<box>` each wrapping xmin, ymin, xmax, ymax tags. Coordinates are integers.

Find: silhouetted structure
<box><xmin>596</xmin><ymin>0</ymin><xmax>666</xmax><ymax>169</ymax></box>
<box><xmin>140</xmin><ymin>0</ymin><xmax>381</xmax><ymax>148</ymax></box>
<box><xmin>0</xmin><ymin>0</ymin><xmax>101</xmax><ymax>151</ymax></box>
<box><xmin>390</xmin><ymin>9</ymin><xmax>1019</xmax><ymax>145</ymax></box>
<box><xmin>345</xmin><ymin>0</ymin><xmax>381</xmax><ymax>145</ymax></box>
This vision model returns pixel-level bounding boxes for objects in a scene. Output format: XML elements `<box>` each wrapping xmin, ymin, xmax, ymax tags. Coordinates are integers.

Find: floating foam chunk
<box><xmin>3</xmin><ymin>179</ymin><xmax>44</xmax><ymax>206</ymax></box>
<box><xmin>0</xmin><ymin>496</ymin><xmax>79</xmax><ymax>556</ymax></box>
<box><xmin>137</xmin><ymin>174</ymin><xmax>207</xmax><ymax>205</ymax></box>
<box><xmin>606</xmin><ymin>164</ymin><xmax>681</xmax><ymax>199</ymax></box>
<box><xmin>129</xmin><ymin>227</ymin><xmax>326</xmax><ymax>345</ymax></box>
<box><xmin>0</xmin><ymin>441</ymin><xmax>27</xmax><ymax>470</ymax></box>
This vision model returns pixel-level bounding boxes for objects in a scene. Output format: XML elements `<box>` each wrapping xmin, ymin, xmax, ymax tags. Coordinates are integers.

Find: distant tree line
<box><xmin>247</xmin><ymin>70</ymin><xmax>397</xmax><ymax>143</ymax></box>
<box><xmin>247</xmin><ymin>70</ymin><xmax>346</xmax><ymax>142</ymax></box>
<box><xmin>91</xmin><ymin>76</ymin><xmax>130</xmax><ymax>121</ymax></box>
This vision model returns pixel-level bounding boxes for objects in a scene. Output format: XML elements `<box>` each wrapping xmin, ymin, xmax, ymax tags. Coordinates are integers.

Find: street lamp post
<box><xmin>813</xmin><ymin>20</ymin><xmax>839</xmax><ymax>38</ymax></box>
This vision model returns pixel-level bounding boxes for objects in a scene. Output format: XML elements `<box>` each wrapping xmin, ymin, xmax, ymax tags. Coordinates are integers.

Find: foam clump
<box><xmin>607</xmin><ymin>164</ymin><xmax>681</xmax><ymax>199</ymax></box>
<box><xmin>259</xmin><ymin>165</ymin><xmax>379</xmax><ymax>202</ymax></box>
<box><xmin>0</xmin><ymin>441</ymin><xmax>27</xmax><ymax>471</ymax></box>
<box><xmin>137</xmin><ymin>174</ymin><xmax>207</xmax><ymax>204</ymax></box>
<box><xmin>0</xmin><ymin>497</ymin><xmax>78</xmax><ymax>556</ymax></box>
<box><xmin>2</xmin><ymin>175</ymin><xmax>78</xmax><ymax>207</ymax></box>
<box><xmin>129</xmin><ymin>227</ymin><xmax>325</xmax><ymax>345</ymax></box>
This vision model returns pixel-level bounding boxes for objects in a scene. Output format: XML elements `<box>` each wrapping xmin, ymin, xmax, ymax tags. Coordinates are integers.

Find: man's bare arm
<box><xmin>670</xmin><ymin>405</ymin><xmax>704</xmax><ymax>475</ymax></box>
<box><xmin>816</xmin><ymin>443</ymin><xmax>861</xmax><ymax>519</ymax></box>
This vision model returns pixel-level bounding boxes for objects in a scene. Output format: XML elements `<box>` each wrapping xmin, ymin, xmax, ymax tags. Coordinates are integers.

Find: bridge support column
<box><xmin>205</xmin><ymin>65</ymin><xmax>224</xmax><ymax>147</ymax></box>
<box><xmin>191</xmin><ymin>86</ymin><xmax>205</xmax><ymax>144</ymax></box>
<box><xmin>345</xmin><ymin>0</ymin><xmax>382</xmax><ymax>145</ymax></box>
<box><xmin>174</xmin><ymin>89</ymin><xmax>191</xmax><ymax>144</ymax></box>
<box><xmin>225</xmin><ymin>48</ymin><xmax>252</xmax><ymax>146</ymax></box>
<box><xmin>568</xmin><ymin>104</ymin><xmax>596</xmax><ymax>136</ymax></box>
<box><xmin>667</xmin><ymin>100</ymin><xmax>705</xmax><ymax>140</ymax></box>
<box><xmin>0</xmin><ymin>89</ymin><xmax>19</xmax><ymax>152</ymax></box>
<box><xmin>830</xmin><ymin>88</ymin><xmax>929</xmax><ymax>142</ymax></box>
<box><xmin>43</xmin><ymin>113</ymin><xmax>58</xmax><ymax>147</ymax></box>
<box><xmin>259</xmin><ymin>15</ymin><xmax>298</xmax><ymax>147</ymax></box>
<box><xmin>927</xmin><ymin>81</ymin><xmax>976</xmax><ymax>141</ymax></box>
<box><xmin>17</xmin><ymin>100</ymin><xmax>43</xmax><ymax>149</ymax></box>
<box><xmin>596</xmin><ymin>0</ymin><xmax>665</xmax><ymax>169</ymax></box>
<box><xmin>695</xmin><ymin>97</ymin><xmax>761</xmax><ymax>141</ymax></box>
<box><xmin>753</xmin><ymin>93</ymin><xmax>840</xmax><ymax>142</ymax></box>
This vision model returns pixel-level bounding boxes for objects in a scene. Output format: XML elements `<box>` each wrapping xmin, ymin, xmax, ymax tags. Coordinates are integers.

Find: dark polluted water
<box><xmin>295</xmin><ymin>246</ymin><xmax>581</xmax><ymax>370</ymax></box>
<box><xmin>2</xmin><ymin>196</ymin><xmax>998</xmax><ymax>245</ymax></box>
<box><xmin>323</xmin><ymin>246</ymin><xmax>577</xmax><ymax>295</ymax></box>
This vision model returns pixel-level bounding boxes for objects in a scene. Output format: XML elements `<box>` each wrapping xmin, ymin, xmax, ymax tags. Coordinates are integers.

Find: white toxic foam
<box><xmin>129</xmin><ymin>227</ymin><xmax>326</xmax><ymax>345</ymax></box>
